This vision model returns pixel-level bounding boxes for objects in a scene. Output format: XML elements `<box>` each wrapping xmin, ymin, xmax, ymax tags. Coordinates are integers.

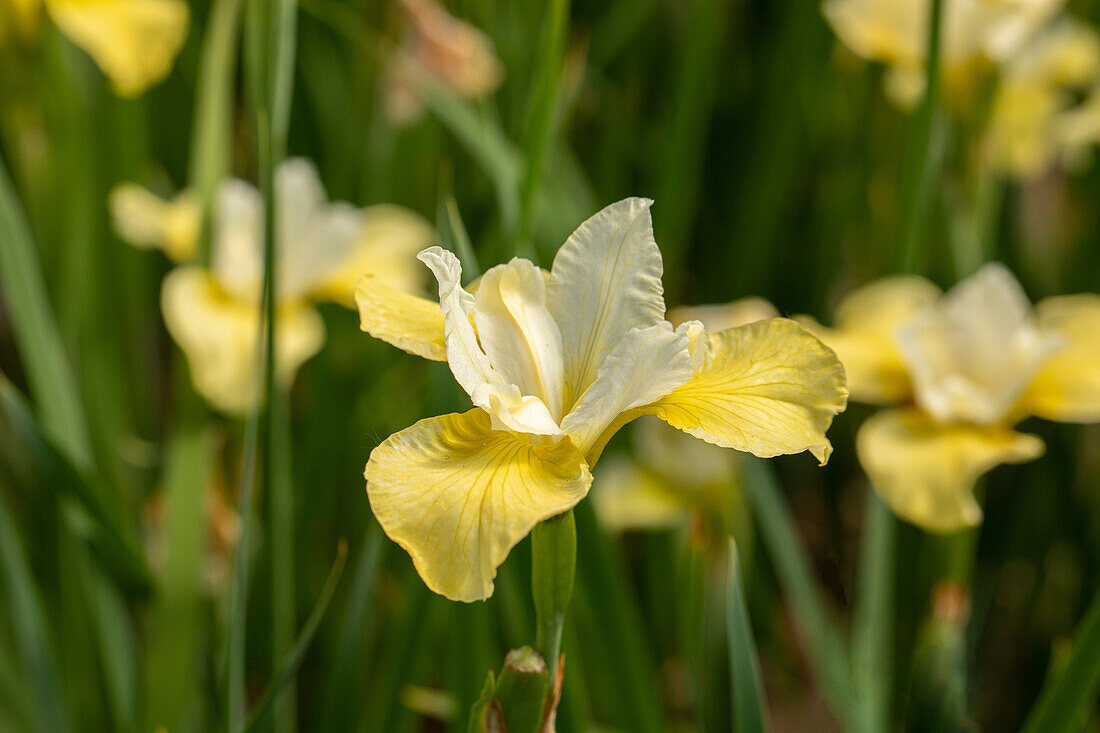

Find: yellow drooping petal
<box><xmin>355</xmin><ymin>275</ymin><xmax>446</xmax><ymax>361</ymax></box>
<box><xmin>641</xmin><ymin>318</ymin><xmax>849</xmax><ymax>465</ymax></box>
<box><xmin>798</xmin><ymin>275</ymin><xmax>940</xmax><ymax>404</ymax></box>
<box><xmin>364</xmin><ymin>409</ymin><xmax>592</xmax><ymax>602</ymax></box>
<box><xmin>312</xmin><ymin>204</ymin><xmax>435</xmax><ymax>306</ymax></box>
<box><xmin>47</xmin><ymin>0</ymin><xmax>189</xmax><ymax>97</ymax></box>
<box><xmin>1020</xmin><ymin>294</ymin><xmax>1100</xmax><ymax>422</ymax></box>
<box><xmin>161</xmin><ymin>267</ymin><xmax>325</xmax><ymax>415</ymax></box>
<box><xmin>858</xmin><ymin>408</ymin><xmax>1044</xmax><ymax>533</ymax></box>
<box><xmin>108</xmin><ymin>183</ymin><xmax>198</xmax><ymax>262</ymax></box>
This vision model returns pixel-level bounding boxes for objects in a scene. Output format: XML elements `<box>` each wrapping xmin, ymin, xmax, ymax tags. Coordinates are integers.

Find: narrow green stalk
<box><xmin>853</xmin><ymin>490</ymin><xmax>896</xmax><ymax>733</ymax></box>
<box><xmin>531</xmin><ymin>509</ymin><xmax>576</xmax><ymax>686</ymax></box>
<box><xmin>189</xmin><ymin>0</ymin><xmax>245</xmax><ymax>265</ymax></box>
<box><xmin>516</xmin><ymin>0</ymin><xmax>570</xmax><ymax>258</ymax></box>
<box><xmin>0</xmin><ymin>156</ymin><xmax>92</xmax><ymax>469</ymax></box>
<box><xmin>898</xmin><ymin>0</ymin><xmax>946</xmax><ymax>274</ymax></box>
<box><xmin>1022</xmin><ymin>591</ymin><xmax>1100</xmax><ymax>733</ymax></box>
<box><xmin>726</xmin><ymin>539</ymin><xmax>771</xmax><ymax>733</ymax></box>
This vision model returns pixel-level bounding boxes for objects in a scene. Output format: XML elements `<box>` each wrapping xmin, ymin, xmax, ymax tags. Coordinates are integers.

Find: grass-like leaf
<box><xmin>726</xmin><ymin>539</ymin><xmax>772</xmax><ymax>733</ymax></box>
<box><xmin>741</xmin><ymin>458</ymin><xmax>854</xmax><ymax>727</ymax></box>
<box><xmin>1021</xmin><ymin>592</ymin><xmax>1100</xmax><ymax>733</ymax></box>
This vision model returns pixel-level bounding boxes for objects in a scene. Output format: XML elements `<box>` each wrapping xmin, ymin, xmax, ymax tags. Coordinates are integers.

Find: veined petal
<box><xmin>161</xmin><ymin>267</ymin><xmax>324</xmax><ymax>415</ymax></box>
<box><xmin>644</xmin><ymin>319</ymin><xmax>849</xmax><ymax>465</ymax></box>
<box><xmin>797</xmin><ymin>275</ymin><xmax>940</xmax><ymax>404</ymax></box>
<box><xmin>561</xmin><ymin>322</ymin><xmax>693</xmax><ymax>458</ymax></box>
<box><xmin>313</xmin><ymin>204</ymin><xmax>435</xmax><ymax>305</ymax></box>
<box><xmin>1020</xmin><ymin>294</ymin><xmax>1100</xmax><ymax>422</ymax></box>
<box><xmin>364</xmin><ymin>409</ymin><xmax>592</xmax><ymax>602</ymax></box>
<box><xmin>547</xmin><ymin>198</ymin><xmax>668</xmax><ymax>413</ymax></box>
<box><xmin>108</xmin><ymin>183</ymin><xmax>199</xmax><ymax>262</ymax></box>
<box><xmin>47</xmin><ymin>0</ymin><xmax>189</xmax><ymax>97</ymax></box>
<box><xmin>355</xmin><ymin>275</ymin><xmax>446</xmax><ymax>361</ymax></box>
<box><xmin>858</xmin><ymin>408</ymin><xmax>1045</xmax><ymax>533</ymax></box>
<box><xmin>474</xmin><ymin>258</ymin><xmax>564</xmax><ymax>419</ymax></box>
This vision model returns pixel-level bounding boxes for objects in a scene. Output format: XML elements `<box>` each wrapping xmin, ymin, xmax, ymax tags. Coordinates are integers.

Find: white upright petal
<box><xmin>561</xmin><ymin>322</ymin><xmax>693</xmax><ymax>456</ymax></box>
<box><xmin>211</xmin><ymin>178</ymin><xmax>265</xmax><ymax>304</ymax></box>
<box><xmin>896</xmin><ymin>262</ymin><xmax>1062</xmax><ymax>424</ymax></box>
<box><xmin>276</xmin><ymin>158</ymin><xmax>362</xmax><ymax>300</ymax></box>
<box><xmin>474</xmin><ymin>259</ymin><xmax>564</xmax><ymax>419</ymax></box>
<box><xmin>419</xmin><ymin>246</ymin><xmax>561</xmax><ymax>438</ymax></box>
<box><xmin>547</xmin><ymin>198</ymin><xmax>668</xmax><ymax>414</ymax></box>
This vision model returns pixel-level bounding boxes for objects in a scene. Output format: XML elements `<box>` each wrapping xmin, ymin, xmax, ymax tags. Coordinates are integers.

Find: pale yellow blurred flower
<box><xmin>823</xmin><ymin>0</ymin><xmax>1063</xmax><ymax>106</ymax></box>
<box><xmin>358</xmin><ymin>200</ymin><xmax>847</xmax><ymax>601</ymax></box>
<box><xmin>3</xmin><ymin>0</ymin><xmax>189</xmax><ymax>96</ymax></box>
<box><xmin>984</xmin><ymin>19</ymin><xmax>1100</xmax><ymax>177</ymax></box>
<box><xmin>383</xmin><ymin>0</ymin><xmax>503</xmax><ymax>124</ymax></box>
<box><xmin>802</xmin><ymin>263</ymin><xmax>1100</xmax><ymax>532</ymax></box>
<box><xmin>111</xmin><ymin>158</ymin><xmax>434</xmax><ymax>414</ymax></box>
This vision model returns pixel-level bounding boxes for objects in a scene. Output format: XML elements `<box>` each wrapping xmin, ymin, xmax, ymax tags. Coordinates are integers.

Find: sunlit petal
<box><xmin>546</xmin><ymin>197</ymin><xmax>669</xmax><ymax>414</ymax></box>
<box><xmin>644</xmin><ymin>318</ymin><xmax>848</xmax><ymax>465</ymax></box>
<box><xmin>161</xmin><ymin>267</ymin><xmax>324</xmax><ymax>415</ymax></box>
<box><xmin>797</xmin><ymin>275</ymin><xmax>940</xmax><ymax>404</ymax></box>
<box><xmin>355</xmin><ymin>275</ymin><xmax>446</xmax><ymax>361</ymax></box>
<box><xmin>858</xmin><ymin>408</ymin><xmax>1045</xmax><ymax>533</ymax></box>
<box><xmin>1020</xmin><ymin>294</ymin><xmax>1100</xmax><ymax>422</ymax></box>
<box><xmin>108</xmin><ymin>183</ymin><xmax>198</xmax><ymax>262</ymax></box>
<box><xmin>47</xmin><ymin>0</ymin><xmax>189</xmax><ymax>97</ymax></box>
<box><xmin>364</xmin><ymin>409</ymin><xmax>591</xmax><ymax>601</ymax></box>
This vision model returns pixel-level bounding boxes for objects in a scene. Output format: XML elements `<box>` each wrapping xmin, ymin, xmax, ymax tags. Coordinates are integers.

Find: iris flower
<box><xmin>823</xmin><ymin>0</ymin><xmax>1062</xmax><ymax>106</ymax></box>
<box><xmin>3</xmin><ymin>0</ymin><xmax>189</xmax><ymax>96</ymax></box>
<box><xmin>111</xmin><ymin>158</ymin><xmax>434</xmax><ymax>413</ymax></box>
<box><xmin>800</xmin><ymin>263</ymin><xmax>1100</xmax><ymax>532</ymax></box>
<box><xmin>985</xmin><ymin>18</ymin><xmax>1100</xmax><ymax>176</ymax></box>
<box><xmin>357</xmin><ymin>198</ymin><xmax>849</xmax><ymax>602</ymax></box>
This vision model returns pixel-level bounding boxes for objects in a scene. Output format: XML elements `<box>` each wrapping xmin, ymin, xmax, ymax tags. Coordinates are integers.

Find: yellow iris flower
<box><xmin>823</xmin><ymin>0</ymin><xmax>1063</xmax><ymax>106</ymax></box>
<box><xmin>593</xmin><ymin>297</ymin><xmax>779</xmax><ymax>532</ymax></box>
<box><xmin>985</xmin><ymin>18</ymin><xmax>1100</xmax><ymax>176</ymax></box>
<box><xmin>2</xmin><ymin>0</ymin><xmax>189</xmax><ymax>96</ymax></box>
<box><xmin>800</xmin><ymin>263</ymin><xmax>1100</xmax><ymax>533</ymax></box>
<box><xmin>357</xmin><ymin>199</ymin><xmax>849</xmax><ymax>602</ymax></box>
<box><xmin>110</xmin><ymin>158</ymin><xmax>434</xmax><ymax>414</ymax></box>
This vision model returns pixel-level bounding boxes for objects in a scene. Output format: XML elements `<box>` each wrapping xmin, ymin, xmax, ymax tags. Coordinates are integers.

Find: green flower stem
<box><xmin>899</xmin><ymin>0</ymin><xmax>946</xmax><ymax>274</ymax></box>
<box><xmin>531</xmin><ymin>509</ymin><xmax>577</xmax><ymax>685</ymax></box>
